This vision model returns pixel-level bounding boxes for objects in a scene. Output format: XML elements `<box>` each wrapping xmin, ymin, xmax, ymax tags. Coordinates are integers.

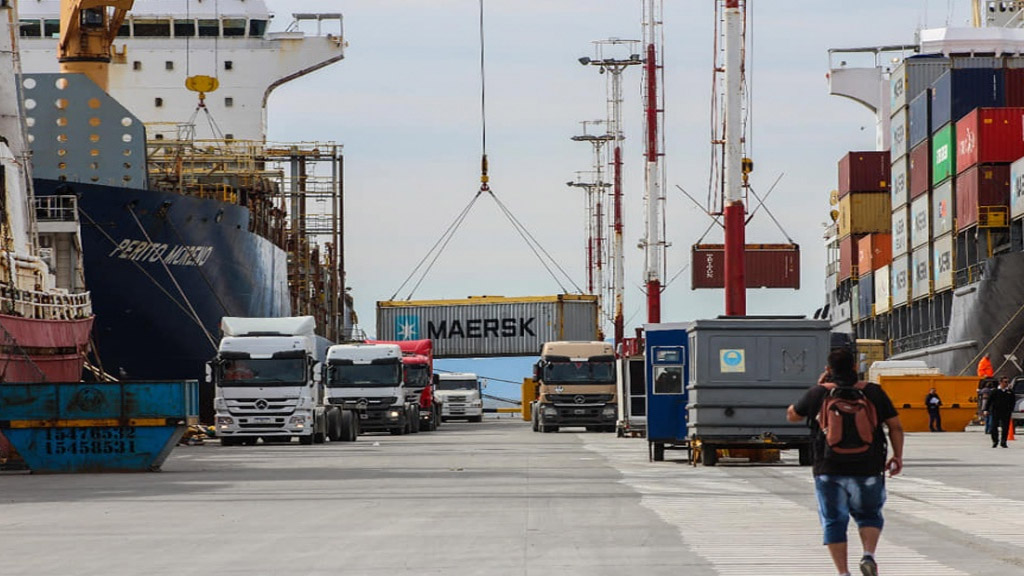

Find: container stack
<box><xmin>836</xmin><ymin>151</ymin><xmax>891</xmax><ymax>324</ymax></box>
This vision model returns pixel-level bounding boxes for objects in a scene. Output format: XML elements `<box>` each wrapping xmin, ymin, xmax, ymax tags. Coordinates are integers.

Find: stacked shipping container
<box><xmin>836</xmin><ymin>151</ymin><xmax>891</xmax><ymax>321</ymax></box>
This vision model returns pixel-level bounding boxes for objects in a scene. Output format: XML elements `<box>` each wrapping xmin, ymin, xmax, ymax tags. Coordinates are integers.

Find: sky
<box><xmin>262</xmin><ymin>1</ymin><xmax>976</xmax><ymax>400</ymax></box>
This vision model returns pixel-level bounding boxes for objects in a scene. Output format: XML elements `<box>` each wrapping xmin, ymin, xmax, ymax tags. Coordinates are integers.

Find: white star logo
<box><xmin>397</xmin><ymin>318</ymin><xmax>418</xmax><ymax>340</ymax></box>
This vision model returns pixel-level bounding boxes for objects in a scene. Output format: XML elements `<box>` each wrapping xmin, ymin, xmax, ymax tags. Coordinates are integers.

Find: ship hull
<box><xmin>35</xmin><ymin>179</ymin><xmax>291</xmax><ymax>421</ymax></box>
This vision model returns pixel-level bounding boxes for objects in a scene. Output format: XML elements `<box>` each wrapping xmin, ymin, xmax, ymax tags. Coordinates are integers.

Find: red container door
<box><xmin>839</xmin><ymin>151</ymin><xmax>891</xmax><ymax>196</ymax></box>
<box><xmin>955</xmin><ymin>108</ymin><xmax>1024</xmax><ymax>174</ymax></box>
<box><xmin>691</xmin><ymin>244</ymin><xmax>801</xmax><ymax>289</ymax></box>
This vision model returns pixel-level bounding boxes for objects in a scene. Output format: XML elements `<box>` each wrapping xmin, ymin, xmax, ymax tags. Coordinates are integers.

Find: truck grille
<box><xmin>547</xmin><ymin>394</ymin><xmax>613</xmax><ymax>405</ymax></box>
<box><xmin>446</xmin><ymin>395</ymin><xmax>467</xmax><ymax>403</ymax></box>
<box><xmin>327</xmin><ymin>396</ymin><xmax>398</xmax><ymax>409</ymax></box>
<box><xmin>225</xmin><ymin>397</ymin><xmax>298</xmax><ymax>417</ymax></box>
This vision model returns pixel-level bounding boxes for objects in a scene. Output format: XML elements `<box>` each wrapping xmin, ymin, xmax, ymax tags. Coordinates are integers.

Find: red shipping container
<box><xmin>857</xmin><ymin>233</ymin><xmax>893</xmax><ymax>273</ymax></box>
<box><xmin>955</xmin><ymin>107</ymin><xmax>1024</xmax><ymax>174</ymax></box>
<box><xmin>838</xmin><ymin>151</ymin><xmax>891</xmax><ymax>197</ymax></box>
<box><xmin>691</xmin><ymin>244</ymin><xmax>800</xmax><ymax>289</ymax></box>
<box><xmin>909</xmin><ymin>141</ymin><xmax>931</xmax><ymax>199</ymax></box>
<box><xmin>1005</xmin><ymin>68</ymin><xmax>1024</xmax><ymax>107</ymax></box>
<box><xmin>838</xmin><ymin>235</ymin><xmax>863</xmax><ymax>281</ymax></box>
<box><xmin>955</xmin><ymin>164</ymin><xmax>1010</xmax><ymax>230</ymax></box>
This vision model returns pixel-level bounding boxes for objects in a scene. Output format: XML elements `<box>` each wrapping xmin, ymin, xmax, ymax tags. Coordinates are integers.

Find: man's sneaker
<box><xmin>860</xmin><ymin>555</ymin><xmax>878</xmax><ymax>576</ymax></box>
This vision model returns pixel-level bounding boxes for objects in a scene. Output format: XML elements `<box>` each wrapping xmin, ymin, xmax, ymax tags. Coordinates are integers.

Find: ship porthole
<box><xmin>55</xmin><ymin>98</ymin><xmax>68</xmax><ymax>110</ymax></box>
<box><xmin>25</xmin><ymin>117</ymin><xmax>34</xmax><ymax>127</ymax></box>
<box><xmin>122</xmin><ymin>134</ymin><xmax>132</xmax><ymax>143</ymax></box>
<box><xmin>88</xmin><ymin>98</ymin><xmax>101</xmax><ymax>109</ymax></box>
<box><xmin>121</xmin><ymin>117</ymin><xmax>133</xmax><ymax>127</ymax></box>
<box><xmin>24</xmin><ymin>99</ymin><xmax>35</xmax><ymax>110</ymax></box>
<box><xmin>23</xmin><ymin>78</ymin><xmax>36</xmax><ymax>90</ymax></box>
<box><xmin>55</xmin><ymin>78</ymin><xmax>68</xmax><ymax>90</ymax></box>
<box><xmin>89</xmin><ymin>117</ymin><xmax>101</xmax><ymax>127</ymax></box>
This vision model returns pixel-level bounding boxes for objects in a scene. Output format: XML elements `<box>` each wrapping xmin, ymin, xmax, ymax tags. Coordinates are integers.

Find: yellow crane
<box><xmin>58</xmin><ymin>0</ymin><xmax>134</xmax><ymax>92</ymax></box>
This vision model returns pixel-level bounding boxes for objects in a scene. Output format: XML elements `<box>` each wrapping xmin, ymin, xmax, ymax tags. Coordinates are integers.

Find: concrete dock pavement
<box><xmin>1</xmin><ymin>418</ymin><xmax>1022</xmax><ymax>575</ymax></box>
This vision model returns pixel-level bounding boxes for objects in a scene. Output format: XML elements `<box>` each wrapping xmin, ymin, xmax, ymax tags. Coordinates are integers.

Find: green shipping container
<box><xmin>932</xmin><ymin>124</ymin><xmax>955</xmax><ymax>185</ymax></box>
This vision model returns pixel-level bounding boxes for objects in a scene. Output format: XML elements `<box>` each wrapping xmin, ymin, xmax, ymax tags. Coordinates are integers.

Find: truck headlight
<box><xmin>216</xmin><ymin>416</ymin><xmax>234</xmax><ymax>429</ymax></box>
<box><xmin>543</xmin><ymin>407</ymin><xmax>557</xmax><ymax>417</ymax></box>
<box><xmin>387</xmin><ymin>410</ymin><xmax>401</xmax><ymax>419</ymax></box>
<box><xmin>602</xmin><ymin>406</ymin><xmax>616</xmax><ymax>417</ymax></box>
<box><xmin>289</xmin><ymin>415</ymin><xmax>307</xmax><ymax>426</ymax></box>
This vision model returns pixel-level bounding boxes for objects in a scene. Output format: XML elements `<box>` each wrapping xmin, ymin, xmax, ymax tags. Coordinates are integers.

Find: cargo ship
<box><xmin>823</xmin><ymin>2</ymin><xmax>1024</xmax><ymax>378</ymax></box>
<box><xmin>16</xmin><ymin>1</ymin><xmax>356</xmax><ymax>420</ymax></box>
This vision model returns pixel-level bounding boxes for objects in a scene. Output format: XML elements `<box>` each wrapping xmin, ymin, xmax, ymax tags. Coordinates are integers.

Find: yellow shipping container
<box><xmin>838</xmin><ymin>192</ymin><xmax>892</xmax><ymax>237</ymax></box>
<box><xmin>877</xmin><ymin>375</ymin><xmax>979</xmax><ymax>432</ymax></box>
<box><xmin>856</xmin><ymin>339</ymin><xmax>886</xmax><ymax>376</ymax></box>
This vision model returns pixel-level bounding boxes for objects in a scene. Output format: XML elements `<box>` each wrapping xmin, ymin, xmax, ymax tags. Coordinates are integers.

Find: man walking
<box><xmin>983</xmin><ymin>377</ymin><xmax>1015</xmax><ymax>448</ymax></box>
<box><xmin>787</xmin><ymin>348</ymin><xmax>904</xmax><ymax>576</ymax></box>
<box><xmin>926</xmin><ymin>387</ymin><xmax>942</xmax><ymax>432</ymax></box>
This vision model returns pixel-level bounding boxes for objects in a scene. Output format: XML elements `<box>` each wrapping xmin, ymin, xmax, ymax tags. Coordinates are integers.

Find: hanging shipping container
<box><xmin>858</xmin><ymin>233</ymin><xmax>893</xmax><ymax>273</ymax></box>
<box><xmin>838</xmin><ymin>235</ymin><xmax>862</xmax><ymax>281</ymax></box>
<box><xmin>932</xmin><ymin>123</ymin><xmax>956</xmax><ymax>185</ymax></box>
<box><xmin>930</xmin><ymin>68</ymin><xmax>1005</xmax><ymax>133</ymax></box>
<box><xmin>1011</xmin><ymin>155</ymin><xmax>1024</xmax><ymax>219</ymax></box>
<box><xmin>838</xmin><ymin>151</ymin><xmax>890</xmax><ymax>196</ymax></box>
<box><xmin>955</xmin><ymin>107</ymin><xmax>1024</xmax><ymax>174</ymax></box>
<box><xmin>932</xmin><ymin>179</ymin><xmax>954</xmax><ymax>237</ymax></box>
<box><xmin>909</xmin><ymin>89</ymin><xmax>931</xmax><ymax>149</ymax></box>
<box><xmin>890</xmin><ymin>56</ymin><xmax>950</xmax><ymax>113</ymax></box>
<box><xmin>892</xmin><ymin>155</ymin><xmax>908</xmax><ymax>208</ymax></box>
<box><xmin>375</xmin><ymin>295</ymin><xmax>598</xmax><ymax>358</ymax></box>
<box><xmin>911</xmin><ymin>193</ymin><xmax>931</xmax><ymax>248</ymax></box>
<box><xmin>838</xmin><ymin>192</ymin><xmax>891</xmax><ymax>237</ymax></box>
<box><xmin>892</xmin><ymin>255</ymin><xmax>910</xmax><ymax>307</ymax></box>
<box><xmin>933</xmin><ymin>233</ymin><xmax>954</xmax><ymax>292</ymax></box>
<box><xmin>875</xmin><ymin>264</ymin><xmax>891</xmax><ymax>314</ymax></box>
<box><xmin>690</xmin><ymin>244</ymin><xmax>801</xmax><ymax>289</ymax></box>
<box><xmin>955</xmin><ymin>164</ymin><xmax>1010</xmax><ymax>230</ymax></box>
<box><xmin>891</xmin><ymin>109</ymin><xmax>908</xmax><ymax>160</ymax></box>
<box><xmin>912</xmin><ymin>245</ymin><xmax>931</xmax><ymax>300</ymax></box>
<box><xmin>892</xmin><ymin>207</ymin><xmax>910</xmax><ymax>256</ymax></box>
<box><xmin>858</xmin><ymin>273</ymin><xmax>875</xmax><ymax>319</ymax></box>
<box><xmin>909</xmin><ymin>140</ymin><xmax>931</xmax><ymax>199</ymax></box>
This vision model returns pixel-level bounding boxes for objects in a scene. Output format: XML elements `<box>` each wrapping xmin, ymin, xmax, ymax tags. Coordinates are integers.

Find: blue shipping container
<box><xmin>858</xmin><ymin>273</ymin><xmax>875</xmax><ymax>319</ymax></box>
<box><xmin>930</xmin><ymin>68</ymin><xmax>1005</xmax><ymax>133</ymax></box>
<box><xmin>909</xmin><ymin>89</ymin><xmax>931</xmax><ymax>149</ymax></box>
<box><xmin>644</xmin><ymin>323</ymin><xmax>689</xmax><ymax>461</ymax></box>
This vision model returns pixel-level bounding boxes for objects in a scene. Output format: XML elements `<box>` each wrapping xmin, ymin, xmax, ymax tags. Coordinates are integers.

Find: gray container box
<box><xmin>376</xmin><ymin>295</ymin><xmax>598</xmax><ymax>358</ymax></box>
<box><xmin>686</xmin><ymin>317</ymin><xmax>830</xmax><ymax>439</ymax></box>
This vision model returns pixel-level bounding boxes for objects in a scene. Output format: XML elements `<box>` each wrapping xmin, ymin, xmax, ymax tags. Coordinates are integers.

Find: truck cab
<box><xmin>369</xmin><ymin>339</ymin><xmax>441</xmax><ymax>431</ymax></box>
<box><xmin>325</xmin><ymin>343</ymin><xmax>419</xmax><ymax>435</ymax></box>
<box><xmin>532</xmin><ymin>341</ymin><xmax>617</xmax><ymax>433</ymax></box>
<box><xmin>210</xmin><ymin>316</ymin><xmax>355</xmax><ymax>446</ymax></box>
<box><xmin>435</xmin><ymin>372</ymin><xmax>484</xmax><ymax>422</ymax></box>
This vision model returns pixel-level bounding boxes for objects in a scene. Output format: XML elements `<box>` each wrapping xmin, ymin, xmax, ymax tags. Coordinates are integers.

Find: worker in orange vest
<box><xmin>978</xmin><ymin>353</ymin><xmax>995</xmax><ymax>379</ymax></box>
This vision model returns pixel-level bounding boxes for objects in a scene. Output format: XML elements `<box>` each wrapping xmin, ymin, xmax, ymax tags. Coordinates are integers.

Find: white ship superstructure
<box><xmin>17</xmin><ymin>0</ymin><xmax>344</xmax><ymax>141</ymax></box>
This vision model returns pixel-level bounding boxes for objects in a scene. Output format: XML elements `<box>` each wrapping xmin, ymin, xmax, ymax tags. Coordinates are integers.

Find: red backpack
<box><xmin>816</xmin><ymin>381</ymin><xmax>879</xmax><ymax>461</ymax></box>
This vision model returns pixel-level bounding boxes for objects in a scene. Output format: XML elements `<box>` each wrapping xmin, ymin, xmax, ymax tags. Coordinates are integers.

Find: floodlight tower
<box><xmin>641</xmin><ymin>0</ymin><xmax>667</xmax><ymax>324</ymax></box>
<box><xmin>571</xmin><ymin>121</ymin><xmax>614</xmax><ymax>324</ymax></box>
<box><xmin>579</xmin><ymin>39</ymin><xmax>641</xmax><ymax>347</ymax></box>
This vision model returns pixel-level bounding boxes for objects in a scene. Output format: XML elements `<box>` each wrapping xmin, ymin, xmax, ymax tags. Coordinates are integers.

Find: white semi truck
<box><xmin>435</xmin><ymin>372</ymin><xmax>484</xmax><ymax>422</ymax></box>
<box><xmin>324</xmin><ymin>343</ymin><xmax>420</xmax><ymax>435</ymax></box>
<box><xmin>210</xmin><ymin>316</ymin><xmax>357</xmax><ymax>446</ymax></box>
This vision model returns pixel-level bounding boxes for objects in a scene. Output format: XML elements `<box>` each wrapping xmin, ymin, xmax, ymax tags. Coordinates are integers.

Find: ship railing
<box><xmin>281</xmin><ymin>13</ymin><xmax>344</xmax><ymax>45</ymax></box>
<box><xmin>0</xmin><ymin>287</ymin><xmax>92</xmax><ymax>321</ymax></box>
<box><xmin>892</xmin><ymin>327</ymin><xmax>949</xmax><ymax>355</ymax></box>
<box><xmin>33</xmin><ymin>195</ymin><xmax>77</xmax><ymax>222</ymax></box>
<box><xmin>954</xmin><ymin>263</ymin><xmax>986</xmax><ymax>287</ymax></box>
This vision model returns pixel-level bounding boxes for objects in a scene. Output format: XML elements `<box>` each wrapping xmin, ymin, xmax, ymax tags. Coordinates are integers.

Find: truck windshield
<box><xmin>543</xmin><ymin>361</ymin><xmax>615</xmax><ymax>384</ymax></box>
<box><xmin>404</xmin><ymin>364</ymin><xmax>430</xmax><ymax>389</ymax></box>
<box><xmin>220</xmin><ymin>358</ymin><xmax>305</xmax><ymax>385</ymax></box>
<box><xmin>328</xmin><ymin>364</ymin><xmax>401</xmax><ymax>387</ymax></box>
<box><xmin>436</xmin><ymin>379</ymin><xmax>477</xmax><ymax>391</ymax></box>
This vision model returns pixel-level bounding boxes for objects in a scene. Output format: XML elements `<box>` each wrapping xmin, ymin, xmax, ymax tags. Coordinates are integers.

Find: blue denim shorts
<box><xmin>814</xmin><ymin>474</ymin><xmax>887</xmax><ymax>545</ymax></box>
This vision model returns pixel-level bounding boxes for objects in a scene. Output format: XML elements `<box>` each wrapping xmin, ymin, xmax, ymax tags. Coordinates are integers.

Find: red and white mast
<box><xmin>641</xmin><ymin>0</ymin><xmax>666</xmax><ymax>324</ymax></box>
<box><xmin>723</xmin><ymin>0</ymin><xmax>746</xmax><ymax>316</ymax></box>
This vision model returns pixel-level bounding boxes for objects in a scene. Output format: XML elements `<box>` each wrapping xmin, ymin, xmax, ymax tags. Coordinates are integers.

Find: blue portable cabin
<box><xmin>644</xmin><ymin>323</ymin><xmax>689</xmax><ymax>461</ymax></box>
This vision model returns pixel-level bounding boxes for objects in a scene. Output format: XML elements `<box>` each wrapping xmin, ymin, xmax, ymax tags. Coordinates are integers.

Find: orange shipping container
<box><xmin>857</xmin><ymin>233</ymin><xmax>893</xmax><ymax>273</ymax></box>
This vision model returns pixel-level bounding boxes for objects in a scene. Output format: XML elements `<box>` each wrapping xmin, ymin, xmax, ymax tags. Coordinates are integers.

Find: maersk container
<box><xmin>955</xmin><ymin>108</ymin><xmax>1024</xmax><ymax>174</ymax></box>
<box><xmin>933</xmin><ymin>233</ymin><xmax>954</xmax><ymax>292</ymax></box>
<box><xmin>685</xmin><ymin>317</ymin><xmax>829</xmax><ymax>439</ymax></box>
<box><xmin>892</xmin><ymin>206</ymin><xmax>909</xmax><ymax>256</ymax></box>
<box><xmin>858</xmin><ymin>272</ymin><xmax>875</xmax><ymax>319</ymax></box>
<box><xmin>858</xmin><ymin>233</ymin><xmax>892</xmax><ymax>273</ymax></box>
<box><xmin>690</xmin><ymin>244</ymin><xmax>800</xmax><ymax>289</ymax></box>
<box><xmin>956</xmin><ymin>164</ymin><xmax>1010</xmax><ymax>230</ymax></box>
<box><xmin>892</xmin><ymin>255</ymin><xmax>911</xmax><ymax>307</ymax></box>
<box><xmin>891</xmin><ymin>155</ymin><xmax>908</xmax><ymax>208</ymax></box>
<box><xmin>838</xmin><ymin>151</ymin><xmax>890</xmax><ymax>196</ymax></box>
<box><xmin>932</xmin><ymin>123</ymin><xmax>955</xmax><ymax>185</ymax></box>
<box><xmin>375</xmin><ymin>295</ymin><xmax>598</xmax><ymax>358</ymax></box>
<box><xmin>875</xmin><ymin>264</ymin><xmax>892</xmax><ymax>314</ymax></box>
<box><xmin>891</xmin><ymin>109</ymin><xmax>908</xmax><ymax>160</ymax></box>
<box><xmin>911</xmin><ymin>193</ymin><xmax>931</xmax><ymax>249</ymax></box>
<box><xmin>1011</xmin><ymin>155</ymin><xmax>1024</xmax><ymax>219</ymax></box>
<box><xmin>932</xmin><ymin>179</ymin><xmax>954</xmax><ymax>237</ymax></box>
<box><xmin>909</xmin><ymin>140</ymin><xmax>931</xmax><ymax>199</ymax></box>
<box><xmin>838</xmin><ymin>192</ymin><xmax>891</xmax><ymax>237</ymax></box>
<box><xmin>890</xmin><ymin>56</ymin><xmax>949</xmax><ymax>113</ymax></box>
<box><xmin>912</xmin><ymin>245</ymin><xmax>931</xmax><ymax>300</ymax></box>
<box><xmin>930</xmin><ymin>68</ymin><xmax>1005</xmax><ymax>133</ymax></box>
<box><xmin>908</xmin><ymin>89</ymin><xmax>931</xmax><ymax>149</ymax></box>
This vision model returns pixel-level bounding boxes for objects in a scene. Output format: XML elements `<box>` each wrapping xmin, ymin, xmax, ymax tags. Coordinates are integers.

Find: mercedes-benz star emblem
<box><xmin>255</xmin><ymin>399</ymin><xmax>269</xmax><ymax>410</ymax></box>
<box><xmin>356</xmin><ymin>398</ymin><xmax>369</xmax><ymax>409</ymax></box>
<box><xmin>574</xmin><ymin>395</ymin><xmax>586</xmax><ymax>405</ymax></box>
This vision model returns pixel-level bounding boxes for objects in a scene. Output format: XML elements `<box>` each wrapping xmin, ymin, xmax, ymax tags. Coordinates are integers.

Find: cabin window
<box><xmin>224</xmin><ymin>60</ymin><xmax>233</xmax><ymax>71</ymax></box>
<box><xmin>223</xmin><ymin>19</ymin><xmax>246</xmax><ymax>37</ymax></box>
<box><xmin>225</xmin><ymin>134</ymin><xmax>234</xmax><ymax>141</ymax></box>
<box><xmin>225</xmin><ymin>97</ymin><xmax>234</xmax><ymax>107</ymax></box>
<box><xmin>173</xmin><ymin>20</ymin><xmax>196</xmax><ymax>37</ymax></box>
<box><xmin>43</xmin><ymin>19</ymin><xmax>60</xmax><ymax>38</ymax></box>
<box><xmin>155</xmin><ymin>97</ymin><xmax>163</xmax><ymax>108</ymax></box>
<box><xmin>117</xmin><ymin>22</ymin><xmax>130</xmax><ymax>37</ymax></box>
<box><xmin>154</xmin><ymin>134</ymin><xmax>164</xmax><ymax>140</ymax></box>
<box><xmin>165</xmin><ymin>61</ymin><xmax>174</xmax><ymax>71</ymax></box>
<box><xmin>198</xmin><ymin>19</ymin><xmax>219</xmax><ymax>37</ymax></box>
<box><xmin>249</xmin><ymin>19</ymin><xmax>267</xmax><ymax>37</ymax></box>
<box><xmin>19</xmin><ymin>20</ymin><xmax>42</xmax><ymax>37</ymax></box>
<box><xmin>133</xmin><ymin>61</ymin><xmax>142</xmax><ymax>71</ymax></box>
<box><xmin>133</xmin><ymin>19</ymin><xmax>171</xmax><ymax>37</ymax></box>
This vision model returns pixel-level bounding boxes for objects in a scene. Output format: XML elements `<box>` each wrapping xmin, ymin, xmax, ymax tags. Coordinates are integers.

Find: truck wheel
<box><xmin>701</xmin><ymin>446</ymin><xmax>718</xmax><ymax>467</ymax></box>
<box><xmin>299</xmin><ymin>434</ymin><xmax>314</xmax><ymax>445</ymax></box>
<box><xmin>531</xmin><ymin>412</ymin><xmax>539</xmax><ymax>432</ymax></box>
<box><xmin>220</xmin><ymin>437</ymin><xmax>238</xmax><ymax>447</ymax></box>
<box><xmin>339</xmin><ymin>411</ymin><xmax>357</xmax><ymax>442</ymax></box>
<box><xmin>241</xmin><ymin>437</ymin><xmax>258</xmax><ymax>446</ymax></box>
<box><xmin>469</xmin><ymin>415</ymin><xmax>483</xmax><ymax>423</ymax></box>
<box><xmin>390</xmin><ymin>426</ymin><xmax>405</xmax><ymax>436</ymax></box>
<box><xmin>410</xmin><ymin>408</ymin><xmax>421</xmax><ymax>433</ymax></box>
<box><xmin>543</xmin><ymin>425</ymin><xmax>559</xmax><ymax>433</ymax></box>
<box><xmin>652</xmin><ymin>442</ymin><xmax>665</xmax><ymax>462</ymax></box>
<box><xmin>327</xmin><ymin>411</ymin><xmax>342</xmax><ymax>442</ymax></box>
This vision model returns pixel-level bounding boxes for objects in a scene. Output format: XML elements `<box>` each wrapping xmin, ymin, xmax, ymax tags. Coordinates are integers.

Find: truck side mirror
<box><xmin>205</xmin><ymin>361</ymin><xmax>214</xmax><ymax>384</ymax></box>
<box><xmin>533</xmin><ymin>364</ymin><xmax>540</xmax><ymax>380</ymax></box>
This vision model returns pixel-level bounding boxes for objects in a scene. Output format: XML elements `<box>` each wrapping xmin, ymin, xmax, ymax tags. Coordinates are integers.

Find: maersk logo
<box><xmin>428</xmin><ymin>317</ymin><xmax>535</xmax><ymax>339</ymax></box>
<box><xmin>394</xmin><ymin>316</ymin><xmax>420</xmax><ymax>340</ymax></box>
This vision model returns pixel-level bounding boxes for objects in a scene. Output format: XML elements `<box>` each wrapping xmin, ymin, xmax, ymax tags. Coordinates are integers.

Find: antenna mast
<box><xmin>723</xmin><ymin>0</ymin><xmax>746</xmax><ymax>316</ymax></box>
<box><xmin>642</xmin><ymin>0</ymin><xmax>667</xmax><ymax>323</ymax></box>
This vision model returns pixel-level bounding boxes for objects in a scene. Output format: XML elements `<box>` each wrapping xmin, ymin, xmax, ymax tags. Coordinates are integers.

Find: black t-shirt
<box><xmin>792</xmin><ymin>380</ymin><xmax>899</xmax><ymax>476</ymax></box>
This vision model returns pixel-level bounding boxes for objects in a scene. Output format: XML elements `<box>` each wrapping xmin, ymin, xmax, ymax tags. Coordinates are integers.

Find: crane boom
<box><xmin>59</xmin><ymin>0</ymin><xmax>134</xmax><ymax>92</ymax></box>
